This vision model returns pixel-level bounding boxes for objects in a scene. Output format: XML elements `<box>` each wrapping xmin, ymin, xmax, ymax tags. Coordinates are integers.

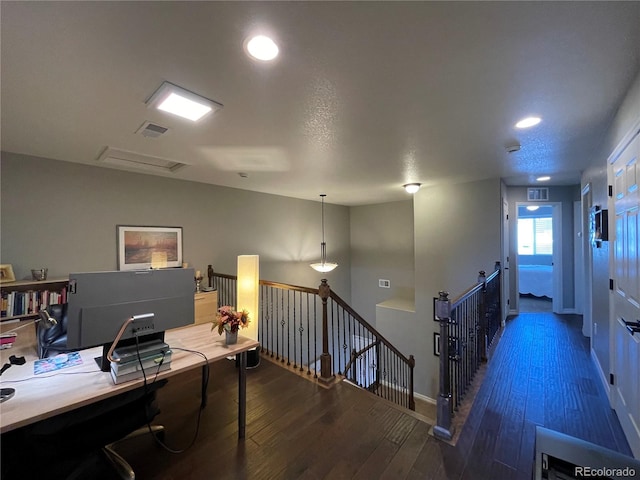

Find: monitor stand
<box><xmin>95</xmin><ymin>332</ymin><xmax>166</xmax><ymax>372</ymax></box>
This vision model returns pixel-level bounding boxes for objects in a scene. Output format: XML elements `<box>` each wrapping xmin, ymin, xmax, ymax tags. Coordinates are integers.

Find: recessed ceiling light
<box><xmin>403</xmin><ymin>183</ymin><xmax>421</xmax><ymax>194</ymax></box>
<box><xmin>146</xmin><ymin>82</ymin><xmax>223</xmax><ymax>121</ymax></box>
<box><xmin>245</xmin><ymin>35</ymin><xmax>279</xmax><ymax>61</ymax></box>
<box><xmin>515</xmin><ymin>116</ymin><xmax>542</xmax><ymax>129</ymax></box>
<box><xmin>536</xmin><ymin>176</ymin><xmax>551</xmax><ymax>182</ymax></box>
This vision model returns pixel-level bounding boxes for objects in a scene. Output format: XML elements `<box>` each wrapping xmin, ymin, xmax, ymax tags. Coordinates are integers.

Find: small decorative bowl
<box><xmin>31</xmin><ymin>268</ymin><xmax>48</xmax><ymax>281</ymax></box>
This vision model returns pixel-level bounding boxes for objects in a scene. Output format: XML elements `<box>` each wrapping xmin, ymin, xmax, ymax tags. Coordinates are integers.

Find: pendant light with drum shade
<box><xmin>310</xmin><ymin>194</ymin><xmax>338</xmax><ymax>273</ymax></box>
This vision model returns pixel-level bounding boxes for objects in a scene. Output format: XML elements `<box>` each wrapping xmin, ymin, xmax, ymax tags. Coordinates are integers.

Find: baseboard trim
<box><xmin>590</xmin><ymin>347</ymin><xmax>611</xmax><ymax>399</ymax></box>
<box><xmin>415</xmin><ymin>391</ymin><xmax>436</xmax><ymax>405</ymax></box>
<box><xmin>612</xmin><ymin>385</ymin><xmax>640</xmax><ymax>458</ymax></box>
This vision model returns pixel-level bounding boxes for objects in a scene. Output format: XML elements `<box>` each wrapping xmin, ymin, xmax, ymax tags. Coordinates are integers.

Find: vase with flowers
<box><xmin>212</xmin><ymin>306</ymin><xmax>250</xmax><ymax>345</ymax></box>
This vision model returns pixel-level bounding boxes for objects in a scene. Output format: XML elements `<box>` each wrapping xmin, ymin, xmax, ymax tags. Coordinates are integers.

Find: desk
<box><xmin>0</xmin><ymin>323</ymin><xmax>259</xmax><ymax>438</ymax></box>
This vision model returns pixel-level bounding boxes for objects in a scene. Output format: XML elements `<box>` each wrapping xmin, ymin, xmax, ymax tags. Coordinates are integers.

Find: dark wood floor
<box><xmin>113</xmin><ymin>312</ymin><xmax>632</xmax><ymax>480</ymax></box>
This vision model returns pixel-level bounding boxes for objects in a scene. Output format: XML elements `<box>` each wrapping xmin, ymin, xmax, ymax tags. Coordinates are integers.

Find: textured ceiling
<box><xmin>2</xmin><ymin>2</ymin><xmax>639</xmax><ymax>205</ymax></box>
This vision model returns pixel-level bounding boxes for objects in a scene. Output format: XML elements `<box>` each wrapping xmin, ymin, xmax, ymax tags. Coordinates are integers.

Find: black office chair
<box><xmin>19</xmin><ymin>304</ymin><xmax>167</xmax><ymax>479</ymax></box>
<box><xmin>37</xmin><ymin>303</ymin><xmax>72</xmax><ymax>358</ymax></box>
<box><xmin>1</xmin><ymin>379</ymin><xmax>167</xmax><ymax>480</ymax></box>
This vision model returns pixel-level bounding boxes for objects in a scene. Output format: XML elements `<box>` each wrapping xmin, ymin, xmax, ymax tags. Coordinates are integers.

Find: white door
<box><xmin>610</xmin><ymin>127</ymin><xmax>640</xmax><ymax>457</ymax></box>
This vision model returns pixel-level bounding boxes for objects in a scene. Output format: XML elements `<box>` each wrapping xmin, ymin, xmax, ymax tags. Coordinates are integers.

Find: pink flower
<box><xmin>212</xmin><ymin>306</ymin><xmax>250</xmax><ymax>335</ymax></box>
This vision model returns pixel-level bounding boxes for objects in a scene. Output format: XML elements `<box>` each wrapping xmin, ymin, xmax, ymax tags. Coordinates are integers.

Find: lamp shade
<box><xmin>310</xmin><ymin>260</ymin><xmax>338</xmax><ymax>272</ymax></box>
<box><xmin>237</xmin><ymin>255</ymin><xmax>259</xmax><ymax>341</ymax></box>
<box><xmin>151</xmin><ymin>252</ymin><xmax>168</xmax><ymax>269</ymax></box>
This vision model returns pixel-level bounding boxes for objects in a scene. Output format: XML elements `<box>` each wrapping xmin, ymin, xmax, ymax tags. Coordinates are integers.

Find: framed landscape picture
<box><xmin>117</xmin><ymin>225</ymin><xmax>183</xmax><ymax>271</ymax></box>
<box><xmin>0</xmin><ymin>264</ymin><xmax>16</xmax><ymax>283</ymax></box>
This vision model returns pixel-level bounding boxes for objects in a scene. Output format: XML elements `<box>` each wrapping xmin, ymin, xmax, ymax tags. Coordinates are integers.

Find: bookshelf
<box><xmin>0</xmin><ymin>278</ymin><xmax>68</xmax><ymax>322</ymax></box>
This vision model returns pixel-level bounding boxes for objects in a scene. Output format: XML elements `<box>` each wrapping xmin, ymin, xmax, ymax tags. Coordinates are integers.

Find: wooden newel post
<box><xmin>318</xmin><ymin>279</ymin><xmax>335</xmax><ymax>385</ymax></box>
<box><xmin>434</xmin><ymin>290</ymin><xmax>454</xmax><ymax>441</ymax></box>
<box><xmin>408</xmin><ymin>355</ymin><xmax>416</xmax><ymax>411</ymax></box>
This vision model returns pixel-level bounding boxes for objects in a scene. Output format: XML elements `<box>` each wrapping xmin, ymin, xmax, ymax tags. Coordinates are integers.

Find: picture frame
<box><xmin>117</xmin><ymin>225</ymin><xmax>183</xmax><ymax>271</ymax></box>
<box><xmin>0</xmin><ymin>264</ymin><xmax>16</xmax><ymax>283</ymax></box>
<box><xmin>433</xmin><ymin>332</ymin><xmax>440</xmax><ymax>356</ymax></box>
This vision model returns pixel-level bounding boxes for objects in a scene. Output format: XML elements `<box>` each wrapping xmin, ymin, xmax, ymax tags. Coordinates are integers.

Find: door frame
<box><xmin>515</xmin><ymin>201</ymin><xmax>563</xmax><ymax>313</ymax></box>
<box><xmin>502</xmin><ymin>198</ymin><xmax>510</xmax><ymax>323</ymax></box>
<box><xmin>581</xmin><ymin>183</ymin><xmax>593</xmax><ymax>337</ymax></box>
<box><xmin>573</xmin><ymin>200</ymin><xmax>584</xmax><ymax>315</ymax></box>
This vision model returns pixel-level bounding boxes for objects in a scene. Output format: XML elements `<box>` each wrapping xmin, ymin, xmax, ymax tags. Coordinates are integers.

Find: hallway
<box><xmin>453</xmin><ymin>311</ymin><xmax>632</xmax><ymax>479</ymax></box>
<box><xmin>114</xmin><ymin>311</ymin><xmax>633</xmax><ymax>479</ymax></box>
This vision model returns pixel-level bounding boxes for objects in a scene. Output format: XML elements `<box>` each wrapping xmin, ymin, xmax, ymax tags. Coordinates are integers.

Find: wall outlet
<box><xmin>379</xmin><ymin>279</ymin><xmax>391</xmax><ymax>288</ymax></box>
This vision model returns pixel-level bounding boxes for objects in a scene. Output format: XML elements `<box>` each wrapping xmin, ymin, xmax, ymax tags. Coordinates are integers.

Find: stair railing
<box><xmin>210</xmin><ymin>271</ymin><xmax>415</xmax><ymax>411</ymax></box>
<box><xmin>433</xmin><ymin>262</ymin><xmax>502</xmax><ymax>441</ymax></box>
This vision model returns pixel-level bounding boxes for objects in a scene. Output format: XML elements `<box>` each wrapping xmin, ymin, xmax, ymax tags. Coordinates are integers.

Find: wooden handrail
<box><xmin>213</xmin><ymin>272</ymin><xmax>412</xmax><ymax>365</ymax></box>
<box><xmin>329</xmin><ymin>290</ymin><xmax>413</xmax><ymax>365</ymax></box>
<box><xmin>433</xmin><ymin>265</ymin><xmax>502</xmax><ymax>441</ymax></box>
<box><xmin>212</xmin><ymin>271</ymin><xmax>319</xmax><ymax>295</ymax></box>
<box><xmin>211</xmin><ymin>270</ymin><xmax>415</xmax><ymax>410</ymax></box>
<box><xmin>344</xmin><ymin>339</ymin><xmax>381</xmax><ymax>376</ymax></box>
<box><xmin>259</xmin><ymin>279</ymin><xmax>319</xmax><ymax>295</ymax></box>
<box><xmin>451</xmin><ymin>268</ymin><xmax>501</xmax><ymax>308</ymax></box>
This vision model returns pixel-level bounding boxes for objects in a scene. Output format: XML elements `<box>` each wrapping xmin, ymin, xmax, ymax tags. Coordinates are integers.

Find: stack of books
<box><xmin>110</xmin><ymin>340</ymin><xmax>172</xmax><ymax>384</ymax></box>
<box><xmin>0</xmin><ymin>333</ymin><xmax>17</xmax><ymax>350</ymax></box>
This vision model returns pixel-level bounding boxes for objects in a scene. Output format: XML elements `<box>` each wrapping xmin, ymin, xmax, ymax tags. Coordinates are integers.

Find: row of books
<box><xmin>1</xmin><ymin>288</ymin><xmax>68</xmax><ymax>318</ymax></box>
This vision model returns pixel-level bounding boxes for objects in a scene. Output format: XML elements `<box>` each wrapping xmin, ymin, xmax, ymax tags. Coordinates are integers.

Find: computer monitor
<box><xmin>66</xmin><ymin>268</ymin><xmax>195</xmax><ymax>371</ymax></box>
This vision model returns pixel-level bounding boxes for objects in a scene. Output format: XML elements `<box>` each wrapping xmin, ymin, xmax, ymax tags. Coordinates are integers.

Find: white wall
<box><xmin>349</xmin><ymin>200</ymin><xmax>414</xmax><ymax>325</ymax></box>
<box><xmin>376</xmin><ymin>177</ymin><xmax>502</xmax><ymax>398</ymax></box>
<box><xmin>0</xmin><ymin>152</ymin><xmax>352</xmax><ymax>298</ymax></box>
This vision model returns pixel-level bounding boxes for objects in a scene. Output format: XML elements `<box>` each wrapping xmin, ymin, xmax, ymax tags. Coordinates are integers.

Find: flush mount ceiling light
<box><xmin>245</xmin><ymin>35</ymin><xmax>279</xmax><ymax>61</ymax></box>
<box><xmin>536</xmin><ymin>176</ymin><xmax>551</xmax><ymax>182</ymax></box>
<box><xmin>526</xmin><ymin>205</ymin><xmax>540</xmax><ymax>211</ymax></box>
<box><xmin>310</xmin><ymin>194</ymin><xmax>338</xmax><ymax>273</ymax></box>
<box><xmin>146</xmin><ymin>82</ymin><xmax>223</xmax><ymax>121</ymax></box>
<box><xmin>515</xmin><ymin>116</ymin><xmax>542</xmax><ymax>129</ymax></box>
<box><xmin>403</xmin><ymin>183</ymin><xmax>421</xmax><ymax>194</ymax></box>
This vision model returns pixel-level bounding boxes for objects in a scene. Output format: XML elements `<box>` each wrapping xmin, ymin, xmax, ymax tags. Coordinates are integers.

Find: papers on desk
<box><xmin>34</xmin><ymin>352</ymin><xmax>83</xmax><ymax>375</ymax></box>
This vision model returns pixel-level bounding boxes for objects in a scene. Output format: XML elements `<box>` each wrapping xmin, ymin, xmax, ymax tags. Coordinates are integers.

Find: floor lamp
<box><xmin>237</xmin><ymin>255</ymin><xmax>260</xmax><ymax>368</ymax></box>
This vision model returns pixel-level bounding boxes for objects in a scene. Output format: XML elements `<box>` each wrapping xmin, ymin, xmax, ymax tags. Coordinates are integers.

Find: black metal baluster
<box><xmin>306</xmin><ymin>293</ymin><xmax>311</xmax><ymax>375</ymax></box>
<box><xmin>280</xmin><ymin>290</ymin><xmax>289</xmax><ymax>364</ymax></box>
<box><xmin>275</xmin><ymin>289</ymin><xmax>281</xmax><ymax>361</ymax></box>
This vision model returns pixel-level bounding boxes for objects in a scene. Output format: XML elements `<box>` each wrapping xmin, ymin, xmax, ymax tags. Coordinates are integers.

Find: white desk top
<box><xmin>0</xmin><ymin>323</ymin><xmax>259</xmax><ymax>433</ymax></box>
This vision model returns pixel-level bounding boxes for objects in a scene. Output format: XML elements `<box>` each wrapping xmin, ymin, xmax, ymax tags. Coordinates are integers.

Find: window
<box><xmin>518</xmin><ymin>216</ymin><xmax>553</xmax><ymax>255</ymax></box>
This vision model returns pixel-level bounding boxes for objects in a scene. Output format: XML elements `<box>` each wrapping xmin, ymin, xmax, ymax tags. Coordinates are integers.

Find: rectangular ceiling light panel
<box><xmin>97</xmin><ymin>147</ymin><xmax>187</xmax><ymax>173</ymax></box>
<box><xmin>146</xmin><ymin>81</ymin><xmax>223</xmax><ymax>121</ymax></box>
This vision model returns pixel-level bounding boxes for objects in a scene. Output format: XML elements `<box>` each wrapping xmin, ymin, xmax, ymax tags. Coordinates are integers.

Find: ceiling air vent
<box><xmin>136</xmin><ymin>121</ymin><xmax>169</xmax><ymax>138</ymax></box>
<box><xmin>527</xmin><ymin>187</ymin><xmax>549</xmax><ymax>201</ymax></box>
<box><xmin>97</xmin><ymin>147</ymin><xmax>187</xmax><ymax>173</ymax></box>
